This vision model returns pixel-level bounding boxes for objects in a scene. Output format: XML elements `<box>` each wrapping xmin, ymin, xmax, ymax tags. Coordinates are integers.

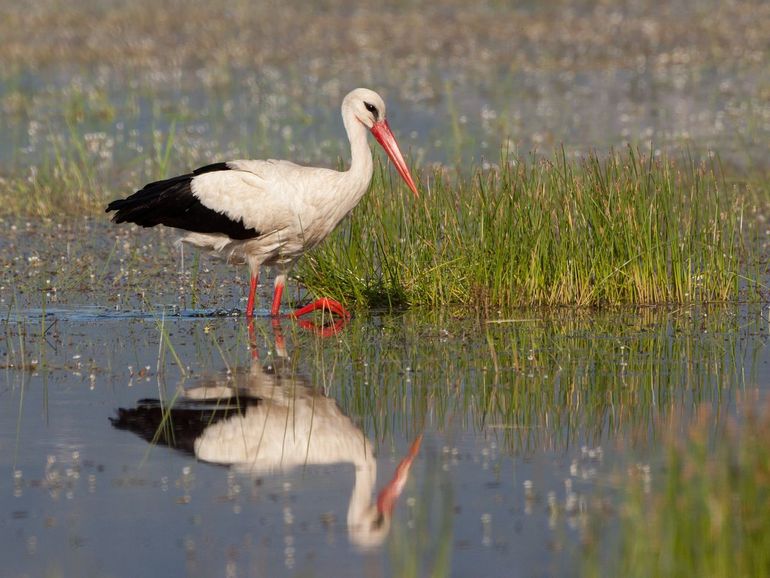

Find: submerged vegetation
<box><xmin>302</xmin><ymin>149</ymin><xmax>755</xmax><ymax>311</ymax></box>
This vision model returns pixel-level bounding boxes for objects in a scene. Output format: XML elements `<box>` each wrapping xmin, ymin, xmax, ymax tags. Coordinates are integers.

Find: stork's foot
<box><xmin>288</xmin><ymin>298</ymin><xmax>351</xmax><ymax>321</ymax></box>
<box><xmin>283</xmin><ymin>298</ymin><xmax>350</xmax><ymax>337</ymax></box>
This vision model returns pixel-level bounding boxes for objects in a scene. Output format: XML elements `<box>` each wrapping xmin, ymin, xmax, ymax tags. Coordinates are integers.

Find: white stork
<box><xmin>106</xmin><ymin>88</ymin><xmax>419</xmax><ymax>319</ymax></box>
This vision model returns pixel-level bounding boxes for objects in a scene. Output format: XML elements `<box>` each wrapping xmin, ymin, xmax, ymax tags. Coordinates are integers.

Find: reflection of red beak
<box><xmin>370</xmin><ymin>120</ymin><xmax>419</xmax><ymax>197</ymax></box>
<box><xmin>376</xmin><ymin>434</ymin><xmax>423</xmax><ymax>516</ymax></box>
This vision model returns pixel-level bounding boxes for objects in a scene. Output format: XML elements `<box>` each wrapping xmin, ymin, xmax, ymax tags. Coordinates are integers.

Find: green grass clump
<box><xmin>584</xmin><ymin>403</ymin><xmax>770</xmax><ymax>578</ymax></box>
<box><xmin>300</xmin><ymin>148</ymin><xmax>750</xmax><ymax>312</ymax></box>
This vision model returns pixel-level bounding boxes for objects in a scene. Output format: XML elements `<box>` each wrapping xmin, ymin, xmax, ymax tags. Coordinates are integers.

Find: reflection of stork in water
<box><xmin>111</xmin><ymin>320</ymin><xmax>422</xmax><ymax>549</ymax></box>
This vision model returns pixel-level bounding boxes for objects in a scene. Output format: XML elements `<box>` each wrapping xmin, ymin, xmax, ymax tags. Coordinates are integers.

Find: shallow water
<box><xmin>3</xmin><ymin>255</ymin><xmax>770</xmax><ymax>576</ymax></box>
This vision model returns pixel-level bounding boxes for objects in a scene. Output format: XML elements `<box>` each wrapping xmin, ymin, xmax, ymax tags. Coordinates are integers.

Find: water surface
<box><xmin>3</xmin><ymin>280</ymin><xmax>768</xmax><ymax>576</ymax></box>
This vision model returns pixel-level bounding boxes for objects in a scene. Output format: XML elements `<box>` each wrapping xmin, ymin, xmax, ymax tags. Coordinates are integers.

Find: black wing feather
<box><xmin>106</xmin><ymin>163</ymin><xmax>260</xmax><ymax>240</ymax></box>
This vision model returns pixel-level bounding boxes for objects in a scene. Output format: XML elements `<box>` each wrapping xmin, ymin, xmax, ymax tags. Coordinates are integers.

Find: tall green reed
<box><xmin>300</xmin><ymin>148</ymin><xmax>749</xmax><ymax>312</ymax></box>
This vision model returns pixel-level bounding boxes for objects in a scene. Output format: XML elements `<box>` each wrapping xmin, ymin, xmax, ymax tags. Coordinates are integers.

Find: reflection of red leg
<box><xmin>376</xmin><ymin>434</ymin><xmax>423</xmax><ymax>515</ymax></box>
<box><xmin>246</xmin><ymin>317</ymin><xmax>285</xmax><ymax>362</ymax></box>
<box><xmin>271</xmin><ymin>282</ymin><xmax>284</xmax><ymax>316</ymax></box>
<box><xmin>247</xmin><ymin>318</ymin><xmax>258</xmax><ymax>360</ymax></box>
<box><xmin>245</xmin><ymin>274</ymin><xmax>258</xmax><ymax>317</ymax></box>
<box><xmin>271</xmin><ymin>318</ymin><xmax>287</xmax><ymax>355</ymax></box>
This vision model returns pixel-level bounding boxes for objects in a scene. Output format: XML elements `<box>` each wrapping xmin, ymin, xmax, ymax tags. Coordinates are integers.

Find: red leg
<box><xmin>245</xmin><ymin>274</ymin><xmax>258</xmax><ymax>317</ymax></box>
<box><xmin>271</xmin><ymin>282</ymin><xmax>284</xmax><ymax>317</ymax></box>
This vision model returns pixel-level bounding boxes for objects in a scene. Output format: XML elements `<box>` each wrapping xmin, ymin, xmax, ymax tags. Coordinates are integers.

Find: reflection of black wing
<box><xmin>110</xmin><ymin>397</ymin><xmax>260</xmax><ymax>456</ymax></box>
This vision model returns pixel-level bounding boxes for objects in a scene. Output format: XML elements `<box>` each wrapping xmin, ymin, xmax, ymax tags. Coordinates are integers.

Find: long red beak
<box><xmin>370</xmin><ymin>120</ymin><xmax>419</xmax><ymax>197</ymax></box>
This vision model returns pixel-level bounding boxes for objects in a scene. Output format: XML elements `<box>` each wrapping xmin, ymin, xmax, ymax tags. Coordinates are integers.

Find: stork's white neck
<box><xmin>348</xmin><ymin>446</ymin><xmax>377</xmax><ymax>516</ymax></box>
<box><xmin>341</xmin><ymin>107</ymin><xmax>374</xmax><ymax>203</ymax></box>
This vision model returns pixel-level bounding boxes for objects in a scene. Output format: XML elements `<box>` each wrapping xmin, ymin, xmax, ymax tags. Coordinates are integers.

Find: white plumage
<box><xmin>107</xmin><ymin>88</ymin><xmax>418</xmax><ymax>318</ymax></box>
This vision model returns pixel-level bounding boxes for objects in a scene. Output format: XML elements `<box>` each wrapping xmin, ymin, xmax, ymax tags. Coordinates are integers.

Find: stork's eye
<box><xmin>363</xmin><ymin>101</ymin><xmax>379</xmax><ymax>119</ymax></box>
<box><xmin>371</xmin><ymin>512</ymin><xmax>385</xmax><ymax>530</ymax></box>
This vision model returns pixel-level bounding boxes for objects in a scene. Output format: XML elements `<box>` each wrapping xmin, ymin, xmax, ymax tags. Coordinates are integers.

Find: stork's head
<box><xmin>342</xmin><ymin>88</ymin><xmax>419</xmax><ymax>197</ymax></box>
<box><xmin>343</xmin><ymin>87</ymin><xmax>386</xmax><ymax>129</ymax></box>
<box><xmin>347</xmin><ymin>434</ymin><xmax>424</xmax><ymax>550</ymax></box>
<box><xmin>348</xmin><ymin>504</ymin><xmax>392</xmax><ymax>550</ymax></box>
